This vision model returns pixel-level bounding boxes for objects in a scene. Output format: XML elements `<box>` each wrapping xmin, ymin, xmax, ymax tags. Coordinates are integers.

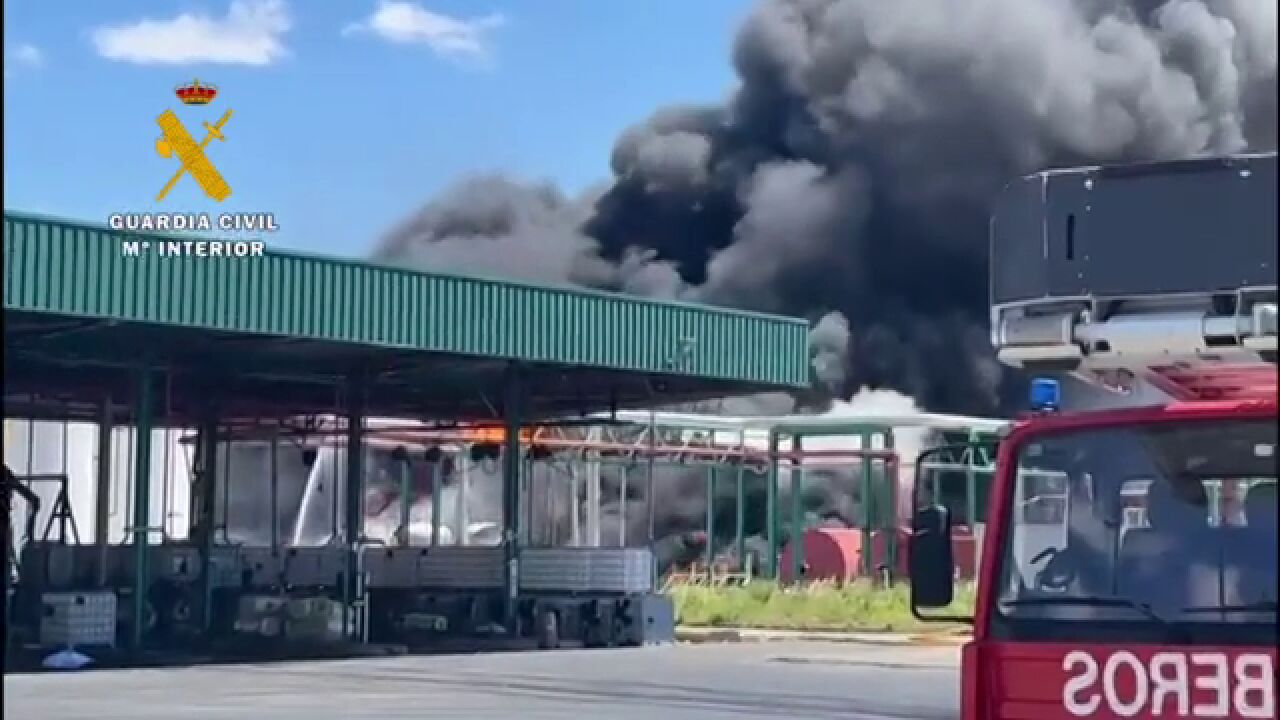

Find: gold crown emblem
<box><xmin>175</xmin><ymin>79</ymin><xmax>218</xmax><ymax>105</ymax></box>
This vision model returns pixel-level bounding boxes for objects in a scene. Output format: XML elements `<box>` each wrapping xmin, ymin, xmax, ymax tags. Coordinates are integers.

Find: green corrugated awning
<box><xmin>4</xmin><ymin>210</ymin><xmax>812</xmax><ymax>420</ymax></box>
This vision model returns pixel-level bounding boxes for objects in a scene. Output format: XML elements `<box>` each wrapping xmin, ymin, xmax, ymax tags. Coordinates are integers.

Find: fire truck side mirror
<box><xmin>909</xmin><ymin>504</ymin><xmax>955</xmax><ymax>610</ymax></box>
<box><xmin>909</xmin><ymin>443</ymin><xmax>988</xmax><ymax>621</ymax></box>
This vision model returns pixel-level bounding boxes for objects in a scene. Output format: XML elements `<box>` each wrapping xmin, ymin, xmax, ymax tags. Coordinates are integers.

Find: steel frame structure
<box><xmin>206</xmin><ymin>409</ymin><xmax>1007</xmax><ymax>583</ymax></box>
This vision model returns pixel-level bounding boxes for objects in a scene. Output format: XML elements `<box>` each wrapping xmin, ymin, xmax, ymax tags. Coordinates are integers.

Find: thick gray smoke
<box><xmin>357</xmin><ymin>0</ymin><xmax>1277</xmax><ymax>568</ymax></box>
<box><xmin>375</xmin><ymin>0</ymin><xmax>1275</xmax><ymax>415</ymax></box>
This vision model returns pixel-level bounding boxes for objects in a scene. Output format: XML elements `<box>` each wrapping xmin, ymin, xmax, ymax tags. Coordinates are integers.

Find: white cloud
<box><xmin>5</xmin><ymin>43</ymin><xmax>43</xmax><ymax>79</ymax></box>
<box><xmin>343</xmin><ymin>1</ymin><xmax>505</xmax><ymax>63</ymax></box>
<box><xmin>91</xmin><ymin>0</ymin><xmax>290</xmax><ymax>66</ymax></box>
<box><xmin>11</xmin><ymin>43</ymin><xmax>44</xmax><ymax>68</ymax></box>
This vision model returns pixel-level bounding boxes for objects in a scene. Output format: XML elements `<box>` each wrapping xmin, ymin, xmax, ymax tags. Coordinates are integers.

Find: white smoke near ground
<box><xmin>818</xmin><ymin>387</ymin><xmax>931</xmax><ymax>463</ymax></box>
<box><xmin>286</xmin><ymin>387</ymin><xmax>948</xmax><ymax>571</ymax></box>
<box><xmin>771</xmin><ymin>387</ymin><xmax>934</xmax><ymax>531</ymax></box>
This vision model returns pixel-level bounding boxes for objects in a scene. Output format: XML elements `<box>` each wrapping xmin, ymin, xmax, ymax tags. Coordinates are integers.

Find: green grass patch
<box><xmin>670</xmin><ymin>580</ymin><xmax>976</xmax><ymax>633</ymax></box>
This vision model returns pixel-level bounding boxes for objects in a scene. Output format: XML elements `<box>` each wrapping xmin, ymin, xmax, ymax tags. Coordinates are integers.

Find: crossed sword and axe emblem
<box><xmin>154</xmin><ymin>108</ymin><xmax>234</xmax><ymax>202</ymax></box>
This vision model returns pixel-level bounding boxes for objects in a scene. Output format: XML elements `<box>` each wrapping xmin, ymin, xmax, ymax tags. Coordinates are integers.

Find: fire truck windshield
<box><xmin>992</xmin><ymin>417</ymin><xmax>1277</xmax><ymax>645</ymax></box>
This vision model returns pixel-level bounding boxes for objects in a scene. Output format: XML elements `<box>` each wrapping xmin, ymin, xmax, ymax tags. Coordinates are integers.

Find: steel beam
<box><xmin>790</xmin><ymin>436</ymin><xmax>804</xmax><ymax>584</ymax></box>
<box><xmin>397</xmin><ymin>451</ymin><xmax>411</xmax><ymax>545</ymax></box>
<box><xmin>456</xmin><ymin>453</ymin><xmax>470</xmax><ymax>546</ymax></box>
<box><xmin>734</xmin><ymin>447</ymin><xmax>746</xmax><ymax>574</ymax></box>
<box><xmin>195</xmin><ymin>411</ymin><xmax>219</xmax><ymax>633</ymax></box>
<box><xmin>569</xmin><ymin>464</ymin><xmax>581</xmax><ymax>546</ymax></box>
<box><xmin>94</xmin><ymin>395</ymin><xmax>113</xmax><ymax>587</ymax></box>
<box><xmin>501</xmin><ymin>364</ymin><xmax>525</xmax><ymax>630</ymax></box>
<box><xmin>883</xmin><ymin>430</ymin><xmax>898</xmax><ymax>578</ymax></box>
<box><xmin>430</xmin><ymin>460</ymin><xmax>443</xmax><ymax>546</ymax></box>
<box><xmin>704</xmin><ymin>466</ymin><xmax>716</xmax><ymax>568</ymax></box>
<box><xmin>766</xmin><ymin>431</ymin><xmax>779</xmax><ymax>579</ymax></box>
<box><xmin>342</xmin><ymin>374</ymin><xmax>366</xmax><ymax>640</ymax></box>
<box><xmin>130</xmin><ymin>368</ymin><xmax>154</xmax><ymax>649</ymax></box>
<box><xmin>585</xmin><ymin>429</ymin><xmax>601</xmax><ymax>547</ymax></box>
<box><xmin>965</xmin><ymin>429</ymin><xmax>983</xmax><ymax>574</ymax></box>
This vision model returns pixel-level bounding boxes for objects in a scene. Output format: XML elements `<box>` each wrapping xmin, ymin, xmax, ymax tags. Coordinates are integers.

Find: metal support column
<box><xmin>790</xmin><ymin>436</ymin><xmax>805</xmax><ymax>585</ymax></box>
<box><xmin>965</xmin><ymin>430</ymin><xmax>981</xmax><ymax>578</ymax></box>
<box><xmin>520</xmin><ymin>454</ymin><xmax>532</xmax><ymax>545</ymax></box>
<box><xmin>396</xmin><ymin>450</ymin><xmax>412</xmax><ymax>545</ymax></box>
<box><xmin>456</xmin><ymin>452</ymin><xmax>471</xmax><ymax>545</ymax></box>
<box><xmin>194</xmin><ymin>412</ymin><xmax>219</xmax><ymax>632</ymax></box>
<box><xmin>883</xmin><ymin>430</ymin><xmax>897</xmax><ymax>581</ymax></box>
<box><xmin>704</xmin><ymin>466</ymin><xmax>717</xmax><ymax>568</ymax></box>
<box><xmin>94</xmin><ymin>396</ymin><xmax>113</xmax><ymax>587</ymax></box>
<box><xmin>585</xmin><ymin>429</ymin><xmax>601</xmax><ymax>547</ymax></box>
<box><xmin>765</xmin><ymin>431</ymin><xmax>780</xmax><ymax>579</ymax></box>
<box><xmin>618</xmin><ymin>466</ymin><xmax>629</xmax><ymax>548</ymax></box>
<box><xmin>500</xmin><ymin>364</ymin><xmax>525</xmax><ymax>630</ymax></box>
<box><xmin>269</xmin><ymin>429</ymin><xmax>281</xmax><ymax>553</ymax></box>
<box><xmin>569</xmin><ymin>465</ymin><xmax>581</xmax><ymax>546</ymax></box>
<box><xmin>430</xmin><ymin>459</ymin><xmax>443</xmax><ymax>547</ymax></box>
<box><xmin>860</xmin><ymin>432</ymin><xmax>875</xmax><ymax>578</ymax></box>
<box><xmin>130</xmin><ymin>368</ymin><xmax>154</xmax><ymax>649</ymax></box>
<box><xmin>645</xmin><ymin>408</ymin><xmax>657</xmax><ymax>545</ymax></box>
<box><xmin>342</xmin><ymin>375</ymin><xmax>366</xmax><ymax>640</ymax></box>
<box><xmin>734</xmin><ymin>440</ymin><xmax>746</xmax><ymax>573</ymax></box>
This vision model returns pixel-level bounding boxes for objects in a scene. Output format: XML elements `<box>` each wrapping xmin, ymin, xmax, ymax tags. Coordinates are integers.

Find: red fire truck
<box><xmin>909</xmin><ymin>153</ymin><xmax>1277</xmax><ymax>719</ymax></box>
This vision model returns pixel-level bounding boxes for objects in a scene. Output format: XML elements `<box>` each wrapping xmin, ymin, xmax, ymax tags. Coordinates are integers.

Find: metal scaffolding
<box><xmin>202</xmin><ymin>408</ymin><xmax>1008</xmax><ymax>583</ymax></box>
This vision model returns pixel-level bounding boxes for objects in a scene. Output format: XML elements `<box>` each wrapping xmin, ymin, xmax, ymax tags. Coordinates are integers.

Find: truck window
<box><xmin>993</xmin><ymin>418</ymin><xmax>1277</xmax><ymax>645</ymax></box>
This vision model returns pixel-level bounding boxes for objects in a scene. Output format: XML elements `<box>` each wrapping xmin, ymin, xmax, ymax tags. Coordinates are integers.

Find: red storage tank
<box><xmin>779</xmin><ymin>527</ymin><xmax>862</xmax><ymax>584</ymax></box>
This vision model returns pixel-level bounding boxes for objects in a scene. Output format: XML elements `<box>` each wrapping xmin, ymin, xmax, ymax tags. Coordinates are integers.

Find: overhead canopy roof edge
<box><xmin>4</xmin><ymin>210</ymin><xmax>815</xmax><ymax>420</ymax></box>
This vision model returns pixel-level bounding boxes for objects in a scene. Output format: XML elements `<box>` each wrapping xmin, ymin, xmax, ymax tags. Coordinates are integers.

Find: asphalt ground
<box><xmin>4</xmin><ymin>641</ymin><xmax>960</xmax><ymax>720</ymax></box>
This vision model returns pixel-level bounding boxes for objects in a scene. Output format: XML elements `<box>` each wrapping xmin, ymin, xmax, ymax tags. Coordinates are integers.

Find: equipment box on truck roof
<box><xmin>990</xmin><ymin>153</ymin><xmax>1277</xmax><ymax>305</ymax></box>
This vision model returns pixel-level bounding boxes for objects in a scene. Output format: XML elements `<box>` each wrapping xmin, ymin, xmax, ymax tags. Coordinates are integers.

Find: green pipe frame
<box><xmin>734</xmin><ymin>454</ymin><xmax>747</xmax><ymax>573</ymax></box>
<box><xmin>359</xmin><ymin>423</ymin><xmax>994</xmax><ymax>587</ymax></box>
<box><xmin>704</xmin><ymin>466</ymin><xmax>716</xmax><ymax>568</ymax></box>
<box><xmin>513</xmin><ymin>456</ymin><xmax>756</xmax><ymax>574</ymax></box>
<box><xmin>766</xmin><ymin>424</ymin><xmax>897</xmax><ymax>583</ymax></box>
<box><xmin>790</xmin><ymin>436</ymin><xmax>804</xmax><ymax>583</ymax></box>
<box><xmin>766</xmin><ymin>433</ymin><xmax>780</xmax><ymax>579</ymax></box>
<box><xmin>883</xmin><ymin>431</ymin><xmax>897</xmax><ymax>577</ymax></box>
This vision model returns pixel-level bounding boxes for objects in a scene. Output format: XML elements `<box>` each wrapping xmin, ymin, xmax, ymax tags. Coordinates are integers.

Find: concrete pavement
<box><xmin>5</xmin><ymin>641</ymin><xmax>961</xmax><ymax>720</ymax></box>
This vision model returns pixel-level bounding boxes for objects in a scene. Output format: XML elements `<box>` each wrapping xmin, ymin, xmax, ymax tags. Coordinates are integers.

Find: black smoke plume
<box><xmin>374</xmin><ymin>0</ymin><xmax>1275</xmax><ymax>415</ymax></box>
<box><xmin>360</xmin><ymin>1</ymin><xmax>1277</xmax><ymax>568</ymax></box>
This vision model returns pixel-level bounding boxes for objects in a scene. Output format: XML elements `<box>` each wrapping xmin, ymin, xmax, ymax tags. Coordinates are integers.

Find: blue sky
<box><xmin>3</xmin><ymin>0</ymin><xmax>747</xmax><ymax>256</ymax></box>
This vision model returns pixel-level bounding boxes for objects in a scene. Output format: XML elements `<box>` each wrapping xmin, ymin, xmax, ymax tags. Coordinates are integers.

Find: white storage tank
<box><xmin>3</xmin><ymin>420</ymin><xmax>192</xmax><ymax>550</ymax></box>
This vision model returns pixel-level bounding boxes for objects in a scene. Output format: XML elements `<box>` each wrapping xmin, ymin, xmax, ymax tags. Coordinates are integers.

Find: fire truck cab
<box><xmin>909</xmin><ymin>153</ymin><xmax>1278</xmax><ymax>720</ymax></box>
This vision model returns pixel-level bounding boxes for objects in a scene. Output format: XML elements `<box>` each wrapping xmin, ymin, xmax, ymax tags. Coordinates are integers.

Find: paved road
<box><xmin>4</xmin><ymin>642</ymin><xmax>959</xmax><ymax>720</ymax></box>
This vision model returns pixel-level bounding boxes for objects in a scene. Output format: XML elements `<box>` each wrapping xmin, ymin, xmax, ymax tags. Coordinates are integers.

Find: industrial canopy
<box><xmin>3</xmin><ymin>211</ymin><xmax>811</xmax><ymax>424</ymax></box>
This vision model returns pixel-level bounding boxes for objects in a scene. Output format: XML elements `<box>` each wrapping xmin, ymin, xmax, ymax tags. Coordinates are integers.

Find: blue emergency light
<box><xmin>1029</xmin><ymin>377</ymin><xmax>1061</xmax><ymax>412</ymax></box>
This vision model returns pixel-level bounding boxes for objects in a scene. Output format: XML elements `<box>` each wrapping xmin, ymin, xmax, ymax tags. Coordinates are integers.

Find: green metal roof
<box><xmin>4</xmin><ymin>210</ymin><xmax>810</xmax><ymax>419</ymax></box>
